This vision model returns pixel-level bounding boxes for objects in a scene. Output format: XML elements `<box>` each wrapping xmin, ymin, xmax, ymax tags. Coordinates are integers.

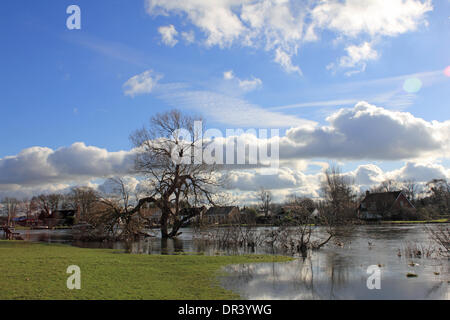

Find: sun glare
<box><xmin>403</xmin><ymin>78</ymin><xmax>422</xmax><ymax>93</ymax></box>
<box><xmin>444</xmin><ymin>66</ymin><xmax>450</xmax><ymax>77</ymax></box>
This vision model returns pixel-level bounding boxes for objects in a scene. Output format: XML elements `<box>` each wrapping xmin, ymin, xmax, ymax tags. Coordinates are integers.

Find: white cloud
<box><xmin>147</xmin><ymin>0</ymin><xmax>247</xmax><ymax>48</ymax></box>
<box><xmin>123</xmin><ymin>70</ymin><xmax>163</xmax><ymax>97</ymax></box>
<box><xmin>0</xmin><ymin>183</ymin><xmax>73</xmax><ymax>201</ymax></box>
<box><xmin>146</xmin><ymin>0</ymin><xmax>307</xmax><ymax>73</ymax></box>
<box><xmin>181</xmin><ymin>30</ymin><xmax>196</xmax><ymax>44</ymax></box>
<box><xmin>155</xmin><ymin>84</ymin><xmax>314</xmax><ymax>127</ymax></box>
<box><xmin>280</xmin><ymin>101</ymin><xmax>450</xmax><ymax>160</ymax></box>
<box><xmin>238</xmin><ymin>76</ymin><xmax>263</xmax><ymax>91</ymax></box>
<box><xmin>311</xmin><ymin>0</ymin><xmax>432</xmax><ymax>74</ymax></box>
<box><xmin>223</xmin><ymin>70</ymin><xmax>262</xmax><ymax>91</ymax></box>
<box><xmin>309</xmin><ymin>0</ymin><xmax>432</xmax><ymax>38</ymax></box>
<box><xmin>2</xmin><ymin>101</ymin><xmax>449</xmax><ymax>200</ymax></box>
<box><xmin>145</xmin><ymin>0</ymin><xmax>432</xmax><ymax>75</ymax></box>
<box><xmin>340</xmin><ymin>42</ymin><xmax>379</xmax><ymax>68</ymax></box>
<box><xmin>98</xmin><ymin>176</ymin><xmax>140</xmax><ymax>195</ymax></box>
<box><xmin>349</xmin><ymin>164</ymin><xmax>386</xmax><ymax>186</ymax></box>
<box><xmin>223</xmin><ymin>70</ymin><xmax>235</xmax><ymax>80</ymax></box>
<box><xmin>388</xmin><ymin>161</ymin><xmax>450</xmax><ymax>182</ymax></box>
<box><xmin>340</xmin><ymin>160</ymin><xmax>450</xmax><ymax>195</ymax></box>
<box><xmin>334</xmin><ymin>42</ymin><xmax>379</xmax><ymax>75</ymax></box>
<box><xmin>0</xmin><ymin>143</ymin><xmax>135</xmax><ymax>187</ymax></box>
<box><xmin>274</xmin><ymin>48</ymin><xmax>302</xmax><ymax>75</ymax></box>
<box><xmin>224</xmin><ymin>167</ymin><xmax>309</xmax><ymax>191</ymax></box>
<box><xmin>158</xmin><ymin>24</ymin><xmax>179</xmax><ymax>47</ymax></box>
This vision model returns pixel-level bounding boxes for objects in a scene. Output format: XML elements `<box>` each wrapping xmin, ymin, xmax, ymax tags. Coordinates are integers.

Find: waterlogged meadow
<box><xmin>2</xmin><ymin>223</ymin><xmax>449</xmax><ymax>300</ymax></box>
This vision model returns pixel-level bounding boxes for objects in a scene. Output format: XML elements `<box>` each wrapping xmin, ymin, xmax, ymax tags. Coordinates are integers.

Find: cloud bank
<box><xmin>1</xmin><ymin>102</ymin><xmax>449</xmax><ymax>200</ymax></box>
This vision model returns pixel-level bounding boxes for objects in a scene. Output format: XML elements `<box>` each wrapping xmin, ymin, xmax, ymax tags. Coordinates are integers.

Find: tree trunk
<box><xmin>160</xmin><ymin>209</ymin><xmax>170</xmax><ymax>238</ymax></box>
<box><xmin>168</xmin><ymin>220</ymin><xmax>182</xmax><ymax>238</ymax></box>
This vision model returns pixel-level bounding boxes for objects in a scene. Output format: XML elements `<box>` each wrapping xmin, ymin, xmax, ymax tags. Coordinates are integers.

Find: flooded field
<box><xmin>2</xmin><ymin>224</ymin><xmax>449</xmax><ymax>299</ymax></box>
<box><xmin>220</xmin><ymin>224</ymin><xmax>449</xmax><ymax>299</ymax></box>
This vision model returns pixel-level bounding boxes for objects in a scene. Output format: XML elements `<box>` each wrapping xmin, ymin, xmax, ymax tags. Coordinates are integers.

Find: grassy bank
<box><xmin>0</xmin><ymin>241</ymin><xmax>291</xmax><ymax>300</ymax></box>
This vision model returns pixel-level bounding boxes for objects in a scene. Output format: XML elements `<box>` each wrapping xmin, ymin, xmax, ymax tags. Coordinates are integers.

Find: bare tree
<box><xmin>272</xmin><ymin>196</ymin><xmax>350</xmax><ymax>258</ymax></box>
<box><xmin>67</xmin><ymin>186</ymin><xmax>99</xmax><ymax>223</ymax></box>
<box><xmin>2</xmin><ymin>198</ymin><xmax>19</xmax><ymax>226</ymax></box>
<box><xmin>372</xmin><ymin>179</ymin><xmax>402</xmax><ymax>193</ymax></box>
<box><xmin>258</xmin><ymin>188</ymin><xmax>272</xmax><ymax>218</ymax></box>
<box><xmin>32</xmin><ymin>194</ymin><xmax>62</xmax><ymax>217</ymax></box>
<box><xmin>320</xmin><ymin>165</ymin><xmax>356</xmax><ymax>220</ymax></box>
<box><xmin>426</xmin><ymin>179</ymin><xmax>450</xmax><ymax>212</ymax></box>
<box><xmin>22</xmin><ymin>198</ymin><xmax>37</xmax><ymax>221</ymax></box>
<box><xmin>427</xmin><ymin>225</ymin><xmax>450</xmax><ymax>257</ymax></box>
<box><xmin>89</xmin><ymin>177</ymin><xmax>143</xmax><ymax>240</ymax></box>
<box><xmin>129</xmin><ymin>109</ymin><xmax>220</xmax><ymax>238</ymax></box>
<box><xmin>402</xmin><ymin>179</ymin><xmax>419</xmax><ymax>203</ymax></box>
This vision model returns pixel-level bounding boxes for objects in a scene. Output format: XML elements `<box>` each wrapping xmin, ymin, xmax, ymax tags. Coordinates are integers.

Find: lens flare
<box><xmin>403</xmin><ymin>78</ymin><xmax>422</xmax><ymax>93</ymax></box>
<box><xmin>444</xmin><ymin>66</ymin><xmax>450</xmax><ymax>77</ymax></box>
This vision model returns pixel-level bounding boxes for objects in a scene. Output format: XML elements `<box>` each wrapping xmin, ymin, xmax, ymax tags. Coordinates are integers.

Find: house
<box><xmin>358</xmin><ymin>190</ymin><xmax>415</xmax><ymax>220</ymax></box>
<box><xmin>203</xmin><ymin>206</ymin><xmax>240</xmax><ymax>224</ymax></box>
<box><xmin>39</xmin><ymin>209</ymin><xmax>76</xmax><ymax>227</ymax></box>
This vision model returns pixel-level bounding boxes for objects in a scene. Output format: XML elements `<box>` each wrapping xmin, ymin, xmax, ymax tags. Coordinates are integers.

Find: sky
<box><xmin>0</xmin><ymin>0</ymin><xmax>449</xmax><ymax>203</ymax></box>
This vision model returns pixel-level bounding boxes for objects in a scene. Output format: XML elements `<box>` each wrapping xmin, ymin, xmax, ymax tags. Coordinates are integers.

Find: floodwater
<box><xmin>220</xmin><ymin>225</ymin><xmax>449</xmax><ymax>300</ymax></box>
<box><xmin>2</xmin><ymin>224</ymin><xmax>449</xmax><ymax>300</ymax></box>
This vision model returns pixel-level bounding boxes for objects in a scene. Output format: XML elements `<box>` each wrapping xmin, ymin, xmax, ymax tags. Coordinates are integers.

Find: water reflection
<box><xmin>220</xmin><ymin>252</ymin><xmax>449</xmax><ymax>300</ymax></box>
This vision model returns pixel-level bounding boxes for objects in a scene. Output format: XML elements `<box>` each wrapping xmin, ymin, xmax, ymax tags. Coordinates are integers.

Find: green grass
<box><xmin>11</xmin><ymin>226</ymin><xmax>31</xmax><ymax>230</ymax></box>
<box><xmin>381</xmin><ymin>218</ymin><xmax>449</xmax><ymax>224</ymax></box>
<box><xmin>0</xmin><ymin>241</ymin><xmax>291</xmax><ymax>300</ymax></box>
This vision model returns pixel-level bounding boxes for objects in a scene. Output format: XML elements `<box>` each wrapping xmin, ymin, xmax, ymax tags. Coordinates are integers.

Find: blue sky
<box><xmin>0</xmin><ymin>0</ymin><xmax>449</xmax><ymax>201</ymax></box>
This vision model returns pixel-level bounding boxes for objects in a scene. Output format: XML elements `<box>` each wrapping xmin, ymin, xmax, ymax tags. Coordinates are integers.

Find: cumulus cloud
<box><xmin>225</xmin><ymin>160</ymin><xmax>450</xmax><ymax>203</ymax></box>
<box><xmin>0</xmin><ymin>183</ymin><xmax>73</xmax><ymax>201</ymax></box>
<box><xmin>220</xmin><ymin>166</ymin><xmax>323</xmax><ymax>203</ymax></box>
<box><xmin>312</xmin><ymin>0</ymin><xmax>431</xmax><ymax>74</ymax></box>
<box><xmin>145</xmin><ymin>0</ymin><xmax>432</xmax><ymax>74</ymax></box>
<box><xmin>0</xmin><ymin>143</ymin><xmax>135</xmax><ymax>187</ymax></box>
<box><xmin>158</xmin><ymin>24</ymin><xmax>179</xmax><ymax>47</ymax></box>
<box><xmin>388</xmin><ymin>161</ymin><xmax>450</xmax><ymax>182</ymax></box>
<box><xmin>147</xmin><ymin>0</ymin><xmax>246</xmax><ymax>47</ymax></box>
<box><xmin>340</xmin><ymin>160</ymin><xmax>450</xmax><ymax>195</ymax></box>
<box><xmin>224</xmin><ymin>167</ymin><xmax>317</xmax><ymax>191</ymax></box>
<box><xmin>98</xmin><ymin>176</ymin><xmax>140</xmax><ymax>195</ymax></box>
<box><xmin>123</xmin><ymin>70</ymin><xmax>163</xmax><ymax>97</ymax></box>
<box><xmin>280</xmin><ymin>101</ymin><xmax>450</xmax><ymax>160</ymax></box>
<box><xmin>146</xmin><ymin>0</ymin><xmax>306</xmax><ymax>72</ymax></box>
<box><xmin>309</xmin><ymin>0</ymin><xmax>432</xmax><ymax>38</ymax></box>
